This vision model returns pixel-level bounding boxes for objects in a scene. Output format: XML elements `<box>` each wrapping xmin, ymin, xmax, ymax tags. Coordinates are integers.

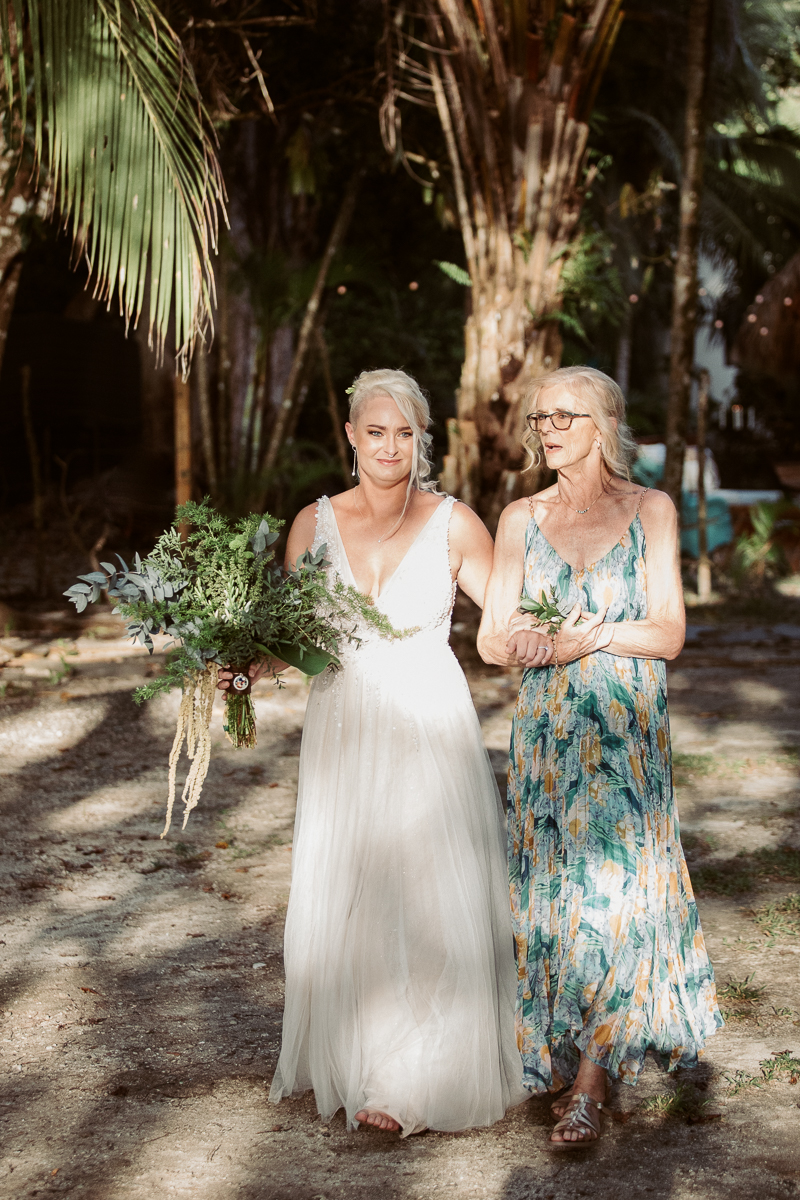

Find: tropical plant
<box><xmin>731</xmin><ymin>500</ymin><xmax>799</xmax><ymax>583</ymax></box>
<box><xmin>586</xmin><ymin>0</ymin><xmax>800</xmax><ymax>466</ymax></box>
<box><xmin>382</xmin><ymin>0</ymin><xmax>626</xmax><ymax>521</ymax></box>
<box><xmin>0</xmin><ymin>0</ymin><xmax>225</xmax><ymax>367</ymax></box>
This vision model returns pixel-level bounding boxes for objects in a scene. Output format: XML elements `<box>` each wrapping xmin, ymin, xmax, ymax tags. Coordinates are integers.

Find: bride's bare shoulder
<box><xmin>287</xmin><ymin>501</ymin><xmax>321</xmax><ymax>546</ymax></box>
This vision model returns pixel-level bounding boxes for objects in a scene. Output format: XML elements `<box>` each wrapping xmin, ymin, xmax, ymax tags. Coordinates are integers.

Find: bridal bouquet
<box><xmin>64</xmin><ymin>500</ymin><xmax>405</xmax><ymax>834</ymax></box>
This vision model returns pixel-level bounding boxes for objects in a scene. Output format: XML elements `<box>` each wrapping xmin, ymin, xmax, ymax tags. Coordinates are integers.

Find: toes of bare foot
<box><xmin>355</xmin><ymin>1109</ymin><xmax>400</xmax><ymax>1132</ymax></box>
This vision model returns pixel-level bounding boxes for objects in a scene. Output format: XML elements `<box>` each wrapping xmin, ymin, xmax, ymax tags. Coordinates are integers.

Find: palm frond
<box><xmin>0</xmin><ymin>0</ymin><xmax>225</xmax><ymax>367</ymax></box>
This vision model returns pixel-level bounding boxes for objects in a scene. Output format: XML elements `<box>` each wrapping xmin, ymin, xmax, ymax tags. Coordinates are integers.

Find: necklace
<box><xmin>353</xmin><ymin>486</ymin><xmax>407</xmax><ymax>543</ymax></box>
<box><xmin>557</xmin><ymin>484</ymin><xmax>606</xmax><ymax>515</ymax></box>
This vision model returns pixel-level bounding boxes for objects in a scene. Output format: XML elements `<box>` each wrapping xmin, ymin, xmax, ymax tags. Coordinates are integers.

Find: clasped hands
<box><xmin>506</xmin><ymin>603</ymin><xmax>612</xmax><ymax>669</ymax></box>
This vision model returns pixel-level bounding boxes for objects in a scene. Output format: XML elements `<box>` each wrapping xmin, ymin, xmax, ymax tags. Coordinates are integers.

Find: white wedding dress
<box><xmin>269</xmin><ymin>495</ymin><xmax>526</xmax><ymax>1134</ymax></box>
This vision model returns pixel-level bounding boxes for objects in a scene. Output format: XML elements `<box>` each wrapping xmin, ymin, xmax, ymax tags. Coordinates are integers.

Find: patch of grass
<box><xmin>231</xmin><ymin>845</ymin><xmax>256</xmax><ymax>860</ymax></box>
<box><xmin>718</xmin><ymin>973</ymin><xmax>764</xmax><ymax>1004</ymax></box>
<box><xmin>759</xmin><ymin>1051</ymin><xmax>800</xmax><ymax>1083</ymax></box>
<box><xmin>723</xmin><ymin>1069</ymin><xmax>763</xmax><ymax>1096</ymax></box>
<box><xmin>681</xmin><ymin>831</ymin><xmax>718</xmax><ymax>856</ymax></box>
<box><xmin>48</xmin><ymin>655</ymin><xmax>74</xmax><ymax>686</ymax></box>
<box><xmin>673</xmin><ymin>753</ymin><xmax>717</xmax><ymax>785</ymax></box>
<box><xmin>751</xmin><ymin>893</ymin><xmax>800</xmax><ymax>942</ymax></box>
<box><xmin>692</xmin><ymin>860</ymin><xmax>757</xmax><ymax>895</ymax></box>
<box><xmin>640</xmin><ymin>1082</ymin><xmax>712</xmax><ymax>1121</ymax></box>
<box><xmin>717</xmin><ymin>972</ymin><xmax>765</xmax><ymax>1023</ymax></box>
<box><xmin>692</xmin><ymin>846</ymin><xmax>800</xmax><ymax>896</ymax></box>
<box><xmin>726</xmin><ymin>1053</ymin><xmax>800</xmax><ymax>1095</ymax></box>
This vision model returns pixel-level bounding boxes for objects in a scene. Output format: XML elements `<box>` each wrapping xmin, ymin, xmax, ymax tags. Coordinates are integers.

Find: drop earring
<box><xmin>351</xmin><ymin>445</ymin><xmax>359</xmax><ymax>478</ymax></box>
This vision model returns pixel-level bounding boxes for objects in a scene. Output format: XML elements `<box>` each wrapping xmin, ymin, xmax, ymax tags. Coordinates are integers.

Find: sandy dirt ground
<box><xmin>0</xmin><ymin>604</ymin><xmax>799</xmax><ymax>1200</ymax></box>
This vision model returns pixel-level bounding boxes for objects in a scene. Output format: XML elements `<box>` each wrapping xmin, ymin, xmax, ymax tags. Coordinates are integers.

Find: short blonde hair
<box><xmin>522</xmin><ymin>365</ymin><xmax>637</xmax><ymax>480</ymax></box>
<box><xmin>348</xmin><ymin>368</ymin><xmax>438</xmax><ymax>493</ymax></box>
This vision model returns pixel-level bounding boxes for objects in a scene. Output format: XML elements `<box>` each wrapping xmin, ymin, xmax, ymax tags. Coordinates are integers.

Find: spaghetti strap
<box><xmin>635</xmin><ymin>486</ymin><xmax>649</xmax><ymax>518</ymax></box>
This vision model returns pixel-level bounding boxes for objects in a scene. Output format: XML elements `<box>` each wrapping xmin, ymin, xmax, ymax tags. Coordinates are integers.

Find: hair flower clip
<box><xmin>345</xmin><ymin>386</ymin><xmax>355</xmax><ymax>394</ymax></box>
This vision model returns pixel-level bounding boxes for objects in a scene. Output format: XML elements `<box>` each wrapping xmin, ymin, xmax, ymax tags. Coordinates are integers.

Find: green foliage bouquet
<box><xmin>64</xmin><ymin>500</ymin><xmax>406</xmax><ymax>834</ymax></box>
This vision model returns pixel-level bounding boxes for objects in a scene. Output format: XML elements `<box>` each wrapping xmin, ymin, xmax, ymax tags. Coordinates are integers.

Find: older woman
<box><xmin>478</xmin><ymin>366</ymin><xmax>722</xmax><ymax>1149</ymax></box>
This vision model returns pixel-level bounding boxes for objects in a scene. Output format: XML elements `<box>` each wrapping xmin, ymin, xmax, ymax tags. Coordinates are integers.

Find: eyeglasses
<box><xmin>525</xmin><ymin>410</ymin><xmax>593</xmax><ymax>433</ymax></box>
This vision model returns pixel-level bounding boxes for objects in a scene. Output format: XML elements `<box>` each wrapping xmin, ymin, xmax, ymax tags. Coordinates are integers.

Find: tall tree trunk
<box><xmin>316</xmin><ymin>326</ymin><xmax>355</xmax><ymax>489</ymax></box>
<box><xmin>662</xmin><ymin>0</ymin><xmax>714</xmax><ymax>511</ymax></box>
<box><xmin>174</xmin><ymin>376</ymin><xmax>192</xmax><ymax>532</ymax></box>
<box><xmin>695</xmin><ymin>368</ymin><xmax>711</xmax><ymax>603</ymax></box>
<box><xmin>262</xmin><ymin>173</ymin><xmax>361</xmax><ymax>475</ymax></box>
<box><xmin>386</xmin><ymin>1</ymin><xmax>624</xmax><ymax>522</ymax></box>
<box><xmin>195</xmin><ymin>340</ymin><xmax>218</xmax><ymax>496</ymax></box>
<box><xmin>0</xmin><ymin>146</ymin><xmax>37</xmax><ymax>379</ymax></box>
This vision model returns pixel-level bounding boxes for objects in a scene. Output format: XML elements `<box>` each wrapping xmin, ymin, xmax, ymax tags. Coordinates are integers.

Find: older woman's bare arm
<box><xmin>477</xmin><ymin>501</ymin><xmax>553</xmax><ymax>667</ymax></box>
<box><xmin>604</xmin><ymin>490</ymin><xmax>685</xmax><ymax>658</ymax></box>
<box><xmin>555</xmin><ymin>490</ymin><xmax>685</xmax><ymax>665</ymax></box>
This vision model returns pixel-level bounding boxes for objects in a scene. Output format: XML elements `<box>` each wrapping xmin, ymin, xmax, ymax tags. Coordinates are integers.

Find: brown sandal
<box><xmin>548</xmin><ymin>1091</ymin><xmax>603</xmax><ymax>1150</ymax></box>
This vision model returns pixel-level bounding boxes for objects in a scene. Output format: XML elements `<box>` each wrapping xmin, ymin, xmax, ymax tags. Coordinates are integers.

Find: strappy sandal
<box><xmin>548</xmin><ymin>1091</ymin><xmax>603</xmax><ymax>1151</ymax></box>
<box><xmin>550</xmin><ymin>1075</ymin><xmax>609</xmax><ymax>1121</ymax></box>
<box><xmin>550</xmin><ymin>1086</ymin><xmax>574</xmax><ymax>1121</ymax></box>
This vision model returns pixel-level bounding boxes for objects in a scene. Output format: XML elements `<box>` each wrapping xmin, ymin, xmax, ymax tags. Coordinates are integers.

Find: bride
<box><xmin>264</xmin><ymin>368</ymin><xmax>525</xmax><ymax>1135</ymax></box>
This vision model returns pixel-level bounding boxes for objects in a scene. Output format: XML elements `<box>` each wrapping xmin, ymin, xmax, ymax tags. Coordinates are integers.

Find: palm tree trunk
<box><xmin>389</xmin><ymin>1</ymin><xmax>624</xmax><ymax>523</ymax></box>
<box><xmin>662</xmin><ymin>0</ymin><xmax>714</xmax><ymax>511</ymax></box>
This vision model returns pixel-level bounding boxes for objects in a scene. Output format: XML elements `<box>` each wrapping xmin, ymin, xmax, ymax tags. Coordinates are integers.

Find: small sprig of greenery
<box><xmin>732</xmin><ymin>500</ymin><xmax>799</xmax><ymax>583</ymax></box>
<box><xmin>64</xmin><ymin>498</ymin><xmax>413</xmax><ymax>703</ymax></box>
<box><xmin>518</xmin><ymin>587</ymin><xmax>568</xmax><ymax>639</ymax></box>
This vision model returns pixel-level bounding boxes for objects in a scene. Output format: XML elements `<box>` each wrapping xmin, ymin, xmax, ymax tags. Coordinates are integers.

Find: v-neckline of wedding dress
<box><xmin>327</xmin><ymin>495</ymin><xmax>450</xmax><ymax>600</ymax></box>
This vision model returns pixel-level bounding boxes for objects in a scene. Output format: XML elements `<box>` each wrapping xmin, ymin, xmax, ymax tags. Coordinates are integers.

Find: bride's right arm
<box><xmin>477</xmin><ymin>502</ymin><xmax>553</xmax><ymax>668</ymax></box>
<box><xmin>284</xmin><ymin>503</ymin><xmax>320</xmax><ymax>570</ymax></box>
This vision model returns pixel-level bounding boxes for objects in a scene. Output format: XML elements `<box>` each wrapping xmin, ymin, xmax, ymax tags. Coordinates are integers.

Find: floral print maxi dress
<box><xmin>509</xmin><ymin>509</ymin><xmax>723</xmax><ymax>1093</ymax></box>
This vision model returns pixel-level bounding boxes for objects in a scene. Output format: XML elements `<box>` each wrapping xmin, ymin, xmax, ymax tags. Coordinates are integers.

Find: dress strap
<box><xmin>635</xmin><ymin>486</ymin><xmax>649</xmax><ymax>518</ymax></box>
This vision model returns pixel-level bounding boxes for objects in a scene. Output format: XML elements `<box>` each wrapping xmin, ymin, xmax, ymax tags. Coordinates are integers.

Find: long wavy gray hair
<box><xmin>522</xmin><ymin>365</ymin><xmax>637</xmax><ymax>480</ymax></box>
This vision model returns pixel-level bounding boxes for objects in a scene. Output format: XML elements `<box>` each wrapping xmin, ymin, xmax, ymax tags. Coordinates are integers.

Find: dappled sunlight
<box><xmin>44</xmin><ymin>780</ymin><xmax>165</xmax><ymax>834</ymax></box>
<box><xmin>0</xmin><ymin>696</ymin><xmax>109</xmax><ymax>767</ymax></box>
<box><xmin>731</xmin><ymin>678</ymin><xmax>787</xmax><ymax>707</ymax></box>
<box><xmin>0</xmin><ymin>630</ymin><xmax>798</xmax><ymax>1195</ymax></box>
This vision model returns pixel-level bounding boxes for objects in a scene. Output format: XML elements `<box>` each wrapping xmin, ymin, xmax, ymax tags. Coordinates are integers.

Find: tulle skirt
<box><xmin>269</xmin><ymin>633</ymin><xmax>527</xmax><ymax>1134</ymax></box>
